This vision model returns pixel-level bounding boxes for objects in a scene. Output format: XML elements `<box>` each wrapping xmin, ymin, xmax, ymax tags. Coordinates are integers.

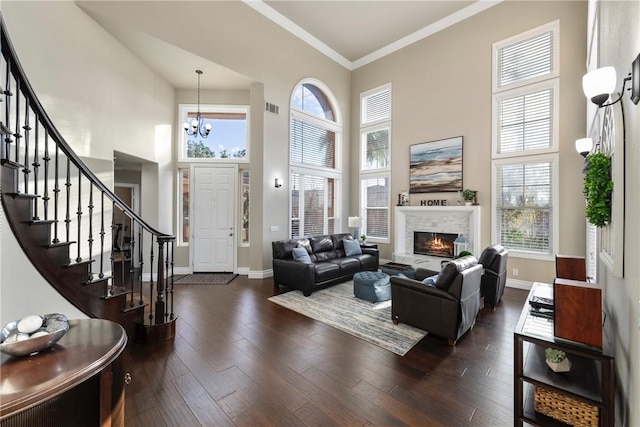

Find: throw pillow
<box><xmin>343</xmin><ymin>239</ymin><xmax>362</xmax><ymax>256</ymax></box>
<box><xmin>292</xmin><ymin>246</ymin><xmax>312</xmax><ymax>264</ymax></box>
<box><xmin>421</xmin><ymin>274</ymin><xmax>439</xmax><ymax>286</ymax></box>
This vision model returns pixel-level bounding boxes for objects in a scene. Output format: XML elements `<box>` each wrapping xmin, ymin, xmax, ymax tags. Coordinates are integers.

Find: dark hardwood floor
<box><xmin>123</xmin><ymin>275</ymin><xmax>528</xmax><ymax>426</ymax></box>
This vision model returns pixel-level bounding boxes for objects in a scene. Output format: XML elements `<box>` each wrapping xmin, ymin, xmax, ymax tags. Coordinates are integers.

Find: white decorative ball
<box><xmin>17</xmin><ymin>315</ymin><xmax>43</xmax><ymax>334</ymax></box>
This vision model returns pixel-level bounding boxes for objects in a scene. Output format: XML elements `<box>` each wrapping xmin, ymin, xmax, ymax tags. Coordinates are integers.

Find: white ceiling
<box><xmin>85</xmin><ymin>0</ymin><xmax>500</xmax><ymax>91</ymax></box>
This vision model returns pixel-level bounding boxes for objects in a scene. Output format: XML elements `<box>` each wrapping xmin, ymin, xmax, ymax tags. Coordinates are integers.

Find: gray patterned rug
<box><xmin>173</xmin><ymin>273</ymin><xmax>238</xmax><ymax>285</ymax></box>
<box><xmin>268</xmin><ymin>282</ymin><xmax>427</xmax><ymax>356</ymax></box>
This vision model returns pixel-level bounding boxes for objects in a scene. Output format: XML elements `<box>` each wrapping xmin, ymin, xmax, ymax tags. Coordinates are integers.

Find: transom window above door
<box><xmin>178</xmin><ymin>105</ymin><xmax>249</xmax><ymax>162</ymax></box>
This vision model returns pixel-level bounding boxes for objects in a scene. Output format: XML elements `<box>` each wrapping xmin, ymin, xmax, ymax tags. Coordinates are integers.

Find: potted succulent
<box><xmin>545</xmin><ymin>348</ymin><xmax>571</xmax><ymax>372</ymax></box>
<box><xmin>462</xmin><ymin>189</ymin><xmax>476</xmax><ymax>205</ymax></box>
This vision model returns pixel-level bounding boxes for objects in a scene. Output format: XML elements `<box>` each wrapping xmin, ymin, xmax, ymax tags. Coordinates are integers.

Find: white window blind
<box><xmin>497</xmin><ymin>87</ymin><xmax>553</xmax><ymax>154</ymax></box>
<box><xmin>361</xmin><ymin>177</ymin><xmax>389</xmax><ymax>239</ymax></box>
<box><xmin>495</xmin><ymin>161</ymin><xmax>553</xmax><ymax>254</ymax></box>
<box><xmin>290</xmin><ymin>118</ymin><xmax>336</xmax><ymax>169</ymax></box>
<box><xmin>362</xmin><ymin>87</ymin><xmax>391</xmax><ymax>125</ymax></box>
<box><xmin>497</xmin><ymin>29</ymin><xmax>554</xmax><ymax>88</ymax></box>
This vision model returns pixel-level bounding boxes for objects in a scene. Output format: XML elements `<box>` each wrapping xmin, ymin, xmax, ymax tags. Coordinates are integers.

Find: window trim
<box><xmin>361</xmin><ymin>83</ymin><xmax>392</xmax><ymax>127</ymax></box>
<box><xmin>289</xmin><ymin>78</ymin><xmax>342</xmax><ymax>238</ymax></box>
<box><xmin>360</xmin><ymin>123</ymin><xmax>392</xmax><ymax>173</ymax></box>
<box><xmin>491</xmin><ymin>79</ymin><xmax>560</xmax><ymax>159</ymax></box>
<box><xmin>178</xmin><ymin>104</ymin><xmax>250</xmax><ymax>163</ymax></box>
<box><xmin>492</xmin><ymin>20</ymin><xmax>560</xmax><ymax>93</ymax></box>
<box><xmin>491</xmin><ymin>153</ymin><xmax>559</xmax><ymax>261</ymax></box>
<box><xmin>360</xmin><ymin>172</ymin><xmax>391</xmax><ymax>244</ymax></box>
<box><xmin>177</xmin><ymin>168</ymin><xmax>190</xmax><ymax>247</ymax></box>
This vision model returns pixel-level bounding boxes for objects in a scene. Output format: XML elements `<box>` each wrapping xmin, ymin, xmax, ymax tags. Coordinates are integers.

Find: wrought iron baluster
<box><xmin>109</xmin><ymin>201</ymin><xmax>116</xmax><ymax>297</ymax></box>
<box><xmin>52</xmin><ymin>144</ymin><xmax>60</xmax><ymax>243</ymax></box>
<box><xmin>42</xmin><ymin>133</ymin><xmax>50</xmax><ymax>220</ymax></box>
<box><xmin>3</xmin><ymin>61</ymin><xmax>12</xmax><ymax>161</ymax></box>
<box><xmin>32</xmin><ymin>120</ymin><xmax>40</xmax><ymax>219</ymax></box>
<box><xmin>99</xmin><ymin>191</ymin><xmax>105</xmax><ymax>279</ymax></box>
<box><xmin>12</xmin><ymin>77</ymin><xmax>19</xmax><ymax>165</ymax></box>
<box><xmin>76</xmin><ymin>171</ymin><xmax>82</xmax><ymax>262</ymax></box>
<box><xmin>64</xmin><ymin>157</ymin><xmax>71</xmax><ymax>244</ymax></box>
<box><xmin>22</xmin><ymin>98</ymin><xmax>31</xmax><ymax>197</ymax></box>
<box><xmin>87</xmin><ymin>183</ymin><xmax>94</xmax><ymax>281</ymax></box>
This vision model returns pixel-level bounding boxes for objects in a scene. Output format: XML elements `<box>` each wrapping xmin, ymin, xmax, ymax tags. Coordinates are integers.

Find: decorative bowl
<box><xmin>0</xmin><ymin>313</ymin><xmax>69</xmax><ymax>357</ymax></box>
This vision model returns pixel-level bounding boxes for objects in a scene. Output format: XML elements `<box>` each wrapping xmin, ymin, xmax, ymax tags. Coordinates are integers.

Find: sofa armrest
<box><xmin>390</xmin><ymin>276</ymin><xmax>457</xmax><ymax>303</ymax></box>
<box><xmin>272</xmin><ymin>258</ymin><xmax>316</xmax><ymax>295</ymax></box>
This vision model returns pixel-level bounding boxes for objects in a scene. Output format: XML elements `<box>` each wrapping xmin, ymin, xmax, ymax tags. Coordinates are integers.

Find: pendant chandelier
<box><xmin>182</xmin><ymin>69</ymin><xmax>212</xmax><ymax>138</ymax></box>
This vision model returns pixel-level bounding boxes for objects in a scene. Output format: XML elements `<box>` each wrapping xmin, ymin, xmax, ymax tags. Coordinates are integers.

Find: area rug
<box><xmin>268</xmin><ymin>282</ymin><xmax>427</xmax><ymax>356</ymax></box>
<box><xmin>173</xmin><ymin>273</ymin><xmax>238</xmax><ymax>285</ymax></box>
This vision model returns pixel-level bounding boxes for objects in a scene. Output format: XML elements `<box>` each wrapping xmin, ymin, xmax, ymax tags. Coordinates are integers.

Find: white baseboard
<box><xmin>249</xmin><ymin>269</ymin><xmax>273</xmax><ymax>279</ymax></box>
<box><xmin>236</xmin><ymin>266</ymin><xmax>250</xmax><ymax>276</ymax></box>
<box><xmin>506</xmin><ymin>278</ymin><xmax>532</xmax><ymax>290</ymax></box>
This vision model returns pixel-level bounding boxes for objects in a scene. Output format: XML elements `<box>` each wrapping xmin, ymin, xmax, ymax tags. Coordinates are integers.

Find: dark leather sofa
<box><xmin>478</xmin><ymin>244</ymin><xmax>509</xmax><ymax>308</ymax></box>
<box><xmin>272</xmin><ymin>233</ymin><xmax>379</xmax><ymax>296</ymax></box>
<box><xmin>390</xmin><ymin>255</ymin><xmax>482</xmax><ymax>345</ymax></box>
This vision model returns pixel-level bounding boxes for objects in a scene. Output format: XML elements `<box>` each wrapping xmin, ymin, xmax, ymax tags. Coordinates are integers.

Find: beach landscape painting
<box><xmin>410</xmin><ymin>136</ymin><xmax>463</xmax><ymax>193</ymax></box>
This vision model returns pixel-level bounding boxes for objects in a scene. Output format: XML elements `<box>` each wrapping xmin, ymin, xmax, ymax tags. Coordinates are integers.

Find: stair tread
<box><xmin>45</xmin><ymin>241</ymin><xmax>76</xmax><ymax>248</ymax></box>
<box><xmin>27</xmin><ymin>219</ymin><xmax>55</xmax><ymax>226</ymax></box>
<box><xmin>1</xmin><ymin>159</ymin><xmax>21</xmax><ymax>169</ymax></box>
<box><xmin>5</xmin><ymin>192</ymin><xmax>39</xmax><ymax>199</ymax></box>
<box><xmin>64</xmin><ymin>259</ymin><xmax>94</xmax><ymax>268</ymax></box>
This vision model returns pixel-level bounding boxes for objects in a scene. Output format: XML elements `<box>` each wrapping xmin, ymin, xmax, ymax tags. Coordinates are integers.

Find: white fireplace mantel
<box><xmin>394</xmin><ymin>205</ymin><xmax>481</xmax><ymax>269</ymax></box>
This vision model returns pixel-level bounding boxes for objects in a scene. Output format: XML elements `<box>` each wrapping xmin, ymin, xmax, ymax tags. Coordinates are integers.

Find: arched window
<box><xmin>289</xmin><ymin>80</ymin><xmax>341</xmax><ymax>238</ymax></box>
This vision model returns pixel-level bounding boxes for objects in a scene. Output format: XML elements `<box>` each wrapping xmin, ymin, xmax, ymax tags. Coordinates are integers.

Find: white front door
<box><xmin>191</xmin><ymin>165</ymin><xmax>237</xmax><ymax>272</ymax></box>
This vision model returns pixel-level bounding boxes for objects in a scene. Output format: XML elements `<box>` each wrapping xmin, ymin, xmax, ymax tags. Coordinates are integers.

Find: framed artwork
<box><xmin>409</xmin><ymin>136</ymin><xmax>463</xmax><ymax>193</ymax></box>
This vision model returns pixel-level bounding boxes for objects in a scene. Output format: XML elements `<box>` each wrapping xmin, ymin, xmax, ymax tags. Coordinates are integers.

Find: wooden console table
<box><xmin>514</xmin><ymin>282</ymin><xmax>614</xmax><ymax>426</ymax></box>
<box><xmin>1</xmin><ymin>318</ymin><xmax>127</xmax><ymax>427</ymax></box>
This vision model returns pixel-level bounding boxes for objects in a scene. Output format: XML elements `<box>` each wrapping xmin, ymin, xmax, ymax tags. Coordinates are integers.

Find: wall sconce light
<box><xmin>582</xmin><ymin>53</ymin><xmax>640</xmax><ymax>107</ymax></box>
<box><xmin>274</xmin><ymin>178</ymin><xmax>283</xmax><ymax>188</ymax></box>
<box><xmin>575</xmin><ymin>137</ymin><xmax>594</xmax><ymax>157</ymax></box>
<box><xmin>348</xmin><ymin>216</ymin><xmax>361</xmax><ymax>240</ymax></box>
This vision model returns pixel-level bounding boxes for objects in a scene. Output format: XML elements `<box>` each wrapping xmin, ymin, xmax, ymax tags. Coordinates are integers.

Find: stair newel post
<box><xmin>22</xmin><ymin>98</ymin><xmax>32</xmax><ymax>201</ymax></box>
<box><xmin>52</xmin><ymin>144</ymin><xmax>60</xmax><ymax>243</ymax></box>
<box><xmin>148</xmin><ymin>234</ymin><xmax>155</xmax><ymax>326</ymax></box>
<box><xmin>98</xmin><ymin>191</ymin><xmax>105</xmax><ymax>279</ymax></box>
<box><xmin>41</xmin><ymin>130</ymin><xmax>49</xmax><ymax>220</ymax></box>
<box><xmin>137</xmin><ymin>226</ymin><xmax>144</xmax><ymax>306</ymax></box>
<box><xmin>169</xmin><ymin>238</ymin><xmax>175</xmax><ymax>321</ymax></box>
<box><xmin>64</xmin><ymin>156</ymin><xmax>71</xmax><ymax>245</ymax></box>
<box><xmin>87</xmin><ymin>183</ymin><xmax>94</xmax><ymax>282</ymax></box>
<box><xmin>75</xmin><ymin>169</ymin><xmax>82</xmax><ymax>263</ymax></box>
<box><xmin>164</xmin><ymin>240</ymin><xmax>170</xmax><ymax>322</ymax></box>
<box><xmin>155</xmin><ymin>237</ymin><xmax>166</xmax><ymax>325</ymax></box>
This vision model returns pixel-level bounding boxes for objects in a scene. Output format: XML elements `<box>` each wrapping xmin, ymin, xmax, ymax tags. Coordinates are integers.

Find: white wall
<box><xmin>595</xmin><ymin>1</ymin><xmax>640</xmax><ymax>425</ymax></box>
<box><xmin>351</xmin><ymin>1</ymin><xmax>588</xmax><ymax>285</ymax></box>
<box><xmin>1</xmin><ymin>1</ymin><xmax>175</xmax><ymax>322</ymax></box>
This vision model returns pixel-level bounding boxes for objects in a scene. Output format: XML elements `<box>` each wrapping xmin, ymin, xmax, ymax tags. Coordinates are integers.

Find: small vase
<box><xmin>546</xmin><ymin>357</ymin><xmax>571</xmax><ymax>372</ymax></box>
<box><xmin>465</xmin><ymin>201</ymin><xmax>472</xmax><ymax>206</ymax></box>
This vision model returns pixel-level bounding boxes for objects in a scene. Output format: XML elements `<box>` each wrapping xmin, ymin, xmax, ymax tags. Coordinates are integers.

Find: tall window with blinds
<box><xmin>491</xmin><ymin>22</ymin><xmax>559</xmax><ymax>259</ymax></box>
<box><xmin>360</xmin><ymin>84</ymin><xmax>391</xmax><ymax>242</ymax></box>
<box><xmin>289</xmin><ymin>81</ymin><xmax>341</xmax><ymax>238</ymax></box>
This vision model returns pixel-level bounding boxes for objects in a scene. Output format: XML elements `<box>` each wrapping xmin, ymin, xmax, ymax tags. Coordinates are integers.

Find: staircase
<box><xmin>0</xmin><ymin>15</ymin><xmax>176</xmax><ymax>342</ymax></box>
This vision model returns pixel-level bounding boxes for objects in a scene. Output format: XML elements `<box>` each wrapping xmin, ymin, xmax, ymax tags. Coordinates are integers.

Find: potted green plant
<box><xmin>545</xmin><ymin>348</ymin><xmax>571</xmax><ymax>372</ymax></box>
<box><xmin>457</xmin><ymin>250</ymin><xmax>473</xmax><ymax>258</ymax></box>
<box><xmin>583</xmin><ymin>152</ymin><xmax>613</xmax><ymax>227</ymax></box>
<box><xmin>360</xmin><ymin>234</ymin><xmax>367</xmax><ymax>244</ymax></box>
<box><xmin>462</xmin><ymin>189</ymin><xmax>476</xmax><ymax>205</ymax></box>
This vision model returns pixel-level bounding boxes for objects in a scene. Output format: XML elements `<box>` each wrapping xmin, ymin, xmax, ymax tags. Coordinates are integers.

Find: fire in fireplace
<box><xmin>413</xmin><ymin>232</ymin><xmax>458</xmax><ymax>257</ymax></box>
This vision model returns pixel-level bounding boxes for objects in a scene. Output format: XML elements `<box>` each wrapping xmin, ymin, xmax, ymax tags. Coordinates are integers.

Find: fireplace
<box><xmin>413</xmin><ymin>232</ymin><xmax>458</xmax><ymax>258</ymax></box>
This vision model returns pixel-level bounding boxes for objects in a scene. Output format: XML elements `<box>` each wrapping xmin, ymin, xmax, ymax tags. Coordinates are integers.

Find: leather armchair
<box><xmin>390</xmin><ymin>256</ymin><xmax>483</xmax><ymax>346</ymax></box>
<box><xmin>478</xmin><ymin>245</ymin><xmax>508</xmax><ymax>308</ymax></box>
